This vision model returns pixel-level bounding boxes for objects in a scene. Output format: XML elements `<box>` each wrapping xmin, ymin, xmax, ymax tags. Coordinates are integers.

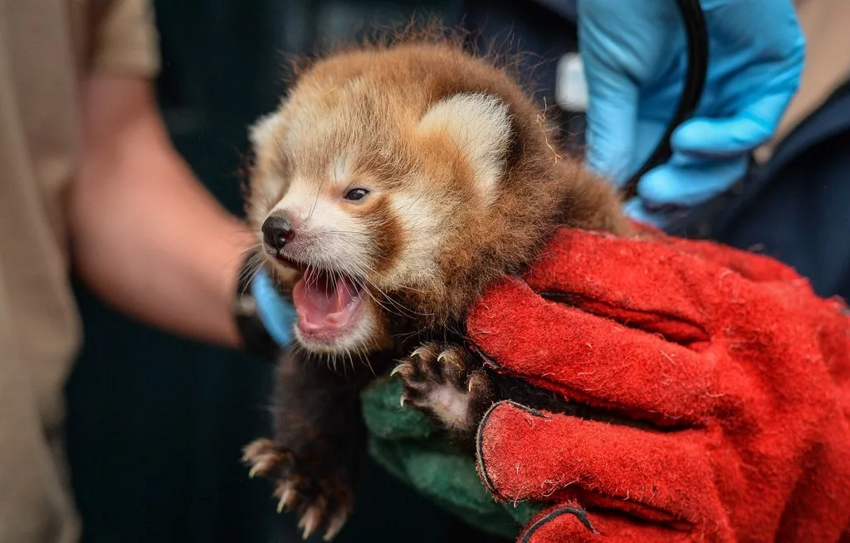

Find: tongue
<box><xmin>292</xmin><ymin>272</ymin><xmax>363</xmax><ymax>332</ymax></box>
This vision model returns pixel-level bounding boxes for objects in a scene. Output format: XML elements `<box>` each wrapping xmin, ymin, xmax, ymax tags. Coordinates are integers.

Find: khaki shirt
<box><xmin>0</xmin><ymin>1</ymin><xmax>158</xmax><ymax>541</ymax></box>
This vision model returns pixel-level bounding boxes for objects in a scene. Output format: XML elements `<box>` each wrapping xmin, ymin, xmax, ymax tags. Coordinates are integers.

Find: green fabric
<box><xmin>361</xmin><ymin>376</ymin><xmax>543</xmax><ymax>539</ymax></box>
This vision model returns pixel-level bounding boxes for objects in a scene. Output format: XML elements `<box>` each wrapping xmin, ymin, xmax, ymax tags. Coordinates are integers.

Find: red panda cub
<box><xmin>242</xmin><ymin>36</ymin><xmax>632</xmax><ymax>540</ymax></box>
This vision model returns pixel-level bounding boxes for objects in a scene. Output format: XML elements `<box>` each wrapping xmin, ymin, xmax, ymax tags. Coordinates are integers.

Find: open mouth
<box><xmin>282</xmin><ymin>258</ymin><xmax>365</xmax><ymax>340</ymax></box>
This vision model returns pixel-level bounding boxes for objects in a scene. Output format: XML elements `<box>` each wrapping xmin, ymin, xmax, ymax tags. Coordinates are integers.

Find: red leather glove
<box><xmin>468</xmin><ymin>226</ymin><xmax>850</xmax><ymax>542</ymax></box>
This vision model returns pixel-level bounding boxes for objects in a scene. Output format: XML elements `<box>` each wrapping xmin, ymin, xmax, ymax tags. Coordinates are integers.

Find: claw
<box><xmin>439</xmin><ymin>350</ymin><xmax>464</xmax><ymax>370</ymax></box>
<box><xmin>400</xmin><ymin>394</ymin><xmax>408</xmax><ymax>408</ymax></box>
<box><xmin>277</xmin><ymin>488</ymin><xmax>295</xmax><ymax>513</ymax></box>
<box><xmin>410</xmin><ymin>347</ymin><xmax>426</xmax><ymax>358</ymax></box>
<box><xmin>323</xmin><ymin>512</ymin><xmax>348</xmax><ymax>541</ymax></box>
<box><xmin>248</xmin><ymin>463</ymin><xmax>263</xmax><ymax>479</ymax></box>
<box><xmin>390</xmin><ymin>364</ymin><xmax>403</xmax><ymax>377</ymax></box>
<box><xmin>299</xmin><ymin>506</ymin><xmax>322</xmax><ymax>540</ymax></box>
<box><xmin>468</xmin><ymin>372</ymin><xmax>487</xmax><ymax>393</ymax></box>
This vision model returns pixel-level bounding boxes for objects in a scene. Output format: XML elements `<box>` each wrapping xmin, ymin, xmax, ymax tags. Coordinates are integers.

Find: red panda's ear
<box><xmin>249</xmin><ymin>111</ymin><xmax>285</xmax><ymax>151</ymax></box>
<box><xmin>418</xmin><ymin>93</ymin><xmax>512</xmax><ymax>206</ymax></box>
<box><xmin>247</xmin><ymin>111</ymin><xmax>290</xmax><ymax>222</ymax></box>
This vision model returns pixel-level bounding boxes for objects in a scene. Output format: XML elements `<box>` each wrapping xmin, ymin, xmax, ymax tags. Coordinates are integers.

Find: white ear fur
<box><xmin>248</xmin><ymin>111</ymin><xmax>284</xmax><ymax>150</ymax></box>
<box><xmin>418</xmin><ymin>93</ymin><xmax>512</xmax><ymax>206</ymax></box>
<box><xmin>247</xmin><ymin>112</ymin><xmax>287</xmax><ymax>213</ymax></box>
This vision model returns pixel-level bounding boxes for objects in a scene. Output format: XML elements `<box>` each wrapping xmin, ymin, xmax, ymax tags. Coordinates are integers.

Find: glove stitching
<box><xmin>475</xmin><ymin>400</ymin><xmax>551</xmax><ymax>500</ymax></box>
<box><xmin>519</xmin><ymin>505</ymin><xmax>598</xmax><ymax>541</ymax></box>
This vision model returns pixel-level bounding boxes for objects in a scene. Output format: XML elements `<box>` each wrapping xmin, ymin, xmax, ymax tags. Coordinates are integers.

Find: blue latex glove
<box><xmin>578</xmin><ymin>0</ymin><xmax>805</xmax><ymax>227</ymax></box>
<box><xmin>251</xmin><ymin>267</ymin><xmax>297</xmax><ymax>347</ymax></box>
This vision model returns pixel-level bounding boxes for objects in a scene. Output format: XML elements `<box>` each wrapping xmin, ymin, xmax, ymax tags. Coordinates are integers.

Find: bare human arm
<box><xmin>67</xmin><ymin>73</ymin><xmax>254</xmax><ymax>349</ymax></box>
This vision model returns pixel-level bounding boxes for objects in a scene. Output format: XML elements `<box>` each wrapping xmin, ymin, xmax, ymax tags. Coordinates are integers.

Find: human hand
<box><xmin>578</xmin><ymin>0</ymin><xmax>805</xmax><ymax>226</ymax></box>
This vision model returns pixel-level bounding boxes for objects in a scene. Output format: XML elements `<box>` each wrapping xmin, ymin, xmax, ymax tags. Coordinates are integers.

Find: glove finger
<box><xmin>621</xmin><ymin>197</ymin><xmax>689</xmax><ymax>230</ymax></box>
<box><xmin>606</xmin><ymin>219</ymin><xmax>799</xmax><ymax>285</ymax></box>
<box><xmin>519</xmin><ymin>228</ymin><xmax>715</xmax><ymax>342</ymax></box>
<box><xmin>252</xmin><ymin>267</ymin><xmax>297</xmax><ymax>346</ymax></box>
<box><xmin>654</xmin><ymin>236</ymin><xmax>801</xmax><ymax>284</ymax></box>
<box><xmin>477</xmin><ymin>402</ymin><xmax>715</xmax><ymax>529</ymax></box>
<box><xmin>635</xmin><ymin>154</ymin><xmax>748</xmax><ymax>208</ymax></box>
<box><xmin>520</xmin><ymin>503</ymin><xmax>690</xmax><ymax>543</ymax></box>
<box><xmin>580</xmin><ymin>58</ymin><xmax>640</xmax><ymax>186</ymax></box>
<box><xmin>470</xmin><ymin>282</ymin><xmax>716</xmax><ymax>426</ymax></box>
<box><xmin>671</xmin><ymin>91</ymin><xmax>796</xmax><ymax>157</ymax></box>
<box><xmin>518</xmin><ymin>227</ymin><xmax>801</xmax><ymax>341</ymax></box>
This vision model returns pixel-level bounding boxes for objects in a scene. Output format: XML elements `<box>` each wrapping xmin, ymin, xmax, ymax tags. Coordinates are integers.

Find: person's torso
<box><xmin>0</xmin><ymin>0</ymin><xmax>106</xmax><ymax>432</ymax></box>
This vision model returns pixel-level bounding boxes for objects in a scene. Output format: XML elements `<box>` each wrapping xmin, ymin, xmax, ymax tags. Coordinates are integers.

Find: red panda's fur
<box><xmin>247</xmin><ymin>36</ymin><xmax>631</xmax><ymax>338</ymax></box>
<box><xmin>242</xmin><ymin>29</ymin><xmax>633</xmax><ymax>540</ymax></box>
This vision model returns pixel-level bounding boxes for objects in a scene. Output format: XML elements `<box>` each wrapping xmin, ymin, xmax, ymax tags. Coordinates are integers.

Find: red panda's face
<box><xmin>247</xmin><ymin>56</ymin><xmax>515</xmax><ymax>357</ymax></box>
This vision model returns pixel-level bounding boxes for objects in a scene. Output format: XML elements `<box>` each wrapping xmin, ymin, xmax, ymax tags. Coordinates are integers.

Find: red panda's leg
<box><xmin>242</xmin><ymin>348</ymin><xmax>371</xmax><ymax>541</ymax></box>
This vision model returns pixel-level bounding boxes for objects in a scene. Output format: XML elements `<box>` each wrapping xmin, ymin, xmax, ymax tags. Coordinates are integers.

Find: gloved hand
<box><xmin>578</xmin><ymin>0</ymin><xmax>805</xmax><ymax>226</ymax></box>
<box><xmin>252</xmin><ymin>267</ymin><xmax>297</xmax><ymax>347</ymax></box>
<box><xmin>364</xmin><ymin>225</ymin><xmax>850</xmax><ymax>541</ymax></box>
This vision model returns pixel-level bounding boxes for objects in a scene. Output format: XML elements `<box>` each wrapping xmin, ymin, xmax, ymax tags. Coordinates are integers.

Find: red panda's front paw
<box><xmin>392</xmin><ymin>342</ymin><xmax>495</xmax><ymax>440</ymax></box>
<box><xmin>242</xmin><ymin>439</ymin><xmax>352</xmax><ymax>541</ymax></box>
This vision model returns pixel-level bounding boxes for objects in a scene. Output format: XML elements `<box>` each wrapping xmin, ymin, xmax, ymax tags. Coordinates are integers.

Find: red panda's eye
<box><xmin>344</xmin><ymin>188</ymin><xmax>369</xmax><ymax>202</ymax></box>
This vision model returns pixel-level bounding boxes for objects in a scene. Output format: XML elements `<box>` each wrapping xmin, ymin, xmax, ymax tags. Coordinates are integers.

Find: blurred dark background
<box><xmin>64</xmin><ymin>1</ymin><xmax>580</xmax><ymax>542</ymax></box>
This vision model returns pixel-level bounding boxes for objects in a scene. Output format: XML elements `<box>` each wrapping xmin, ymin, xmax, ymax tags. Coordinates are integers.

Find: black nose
<box><xmin>262</xmin><ymin>215</ymin><xmax>294</xmax><ymax>251</ymax></box>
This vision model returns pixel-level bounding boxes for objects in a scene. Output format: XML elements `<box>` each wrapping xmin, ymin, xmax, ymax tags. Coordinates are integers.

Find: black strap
<box><xmin>621</xmin><ymin>0</ymin><xmax>709</xmax><ymax>201</ymax></box>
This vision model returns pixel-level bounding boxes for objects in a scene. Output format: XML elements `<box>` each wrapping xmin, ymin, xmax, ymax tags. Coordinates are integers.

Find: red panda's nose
<box><xmin>262</xmin><ymin>215</ymin><xmax>295</xmax><ymax>252</ymax></box>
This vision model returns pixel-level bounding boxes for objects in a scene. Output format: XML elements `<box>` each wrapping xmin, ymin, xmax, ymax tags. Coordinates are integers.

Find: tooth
<box><xmin>336</xmin><ymin>279</ymin><xmax>346</xmax><ymax>309</ymax></box>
